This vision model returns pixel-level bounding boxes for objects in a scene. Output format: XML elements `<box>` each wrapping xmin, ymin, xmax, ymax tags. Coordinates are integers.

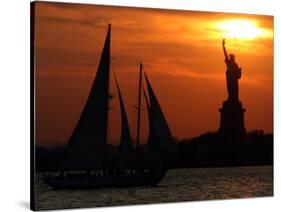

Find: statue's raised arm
<box><xmin>222</xmin><ymin>39</ymin><xmax>229</xmax><ymax>61</ymax></box>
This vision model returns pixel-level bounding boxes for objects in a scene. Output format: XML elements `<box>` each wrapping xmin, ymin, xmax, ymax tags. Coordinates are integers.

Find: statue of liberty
<box><xmin>222</xmin><ymin>39</ymin><xmax>242</xmax><ymax>101</ymax></box>
<box><xmin>219</xmin><ymin>39</ymin><xmax>246</xmax><ymax>136</ymax></box>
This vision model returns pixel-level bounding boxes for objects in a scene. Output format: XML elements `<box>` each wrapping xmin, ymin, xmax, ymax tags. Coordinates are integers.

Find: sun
<box><xmin>216</xmin><ymin>19</ymin><xmax>268</xmax><ymax>40</ymax></box>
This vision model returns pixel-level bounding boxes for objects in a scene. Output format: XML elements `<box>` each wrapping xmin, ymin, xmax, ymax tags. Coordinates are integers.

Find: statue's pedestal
<box><xmin>219</xmin><ymin>100</ymin><xmax>246</xmax><ymax>137</ymax></box>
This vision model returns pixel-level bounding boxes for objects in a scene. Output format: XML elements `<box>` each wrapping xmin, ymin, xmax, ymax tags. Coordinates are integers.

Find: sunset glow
<box><xmin>34</xmin><ymin>2</ymin><xmax>273</xmax><ymax>147</ymax></box>
<box><xmin>216</xmin><ymin>19</ymin><xmax>271</xmax><ymax>40</ymax></box>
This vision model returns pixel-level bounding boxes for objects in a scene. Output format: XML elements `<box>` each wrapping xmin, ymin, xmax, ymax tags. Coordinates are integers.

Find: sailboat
<box><xmin>43</xmin><ymin>24</ymin><xmax>177</xmax><ymax>189</ymax></box>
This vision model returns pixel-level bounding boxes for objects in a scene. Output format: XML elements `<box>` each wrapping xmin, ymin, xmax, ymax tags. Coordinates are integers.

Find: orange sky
<box><xmin>34</xmin><ymin>2</ymin><xmax>273</xmax><ymax>147</ymax></box>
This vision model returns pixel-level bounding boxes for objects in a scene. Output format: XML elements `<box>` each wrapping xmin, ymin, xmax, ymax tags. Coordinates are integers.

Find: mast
<box><xmin>136</xmin><ymin>62</ymin><xmax>143</xmax><ymax>161</ymax></box>
<box><xmin>64</xmin><ymin>24</ymin><xmax>111</xmax><ymax>170</ymax></box>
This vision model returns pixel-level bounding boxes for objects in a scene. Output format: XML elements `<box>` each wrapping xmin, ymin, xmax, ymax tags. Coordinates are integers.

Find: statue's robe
<box><xmin>225</xmin><ymin>58</ymin><xmax>241</xmax><ymax>101</ymax></box>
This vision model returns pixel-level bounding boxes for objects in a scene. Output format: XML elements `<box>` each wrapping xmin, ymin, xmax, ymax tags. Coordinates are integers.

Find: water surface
<box><xmin>34</xmin><ymin>166</ymin><xmax>273</xmax><ymax>210</ymax></box>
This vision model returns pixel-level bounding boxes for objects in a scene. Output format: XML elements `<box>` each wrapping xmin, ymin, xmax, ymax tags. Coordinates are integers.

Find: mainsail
<box><xmin>144</xmin><ymin>72</ymin><xmax>177</xmax><ymax>167</ymax></box>
<box><xmin>143</xmin><ymin>88</ymin><xmax>163</xmax><ymax>168</ymax></box>
<box><xmin>114</xmin><ymin>75</ymin><xmax>134</xmax><ymax>168</ymax></box>
<box><xmin>143</xmin><ymin>89</ymin><xmax>152</xmax><ymax>147</ymax></box>
<box><xmin>64</xmin><ymin>24</ymin><xmax>111</xmax><ymax>170</ymax></box>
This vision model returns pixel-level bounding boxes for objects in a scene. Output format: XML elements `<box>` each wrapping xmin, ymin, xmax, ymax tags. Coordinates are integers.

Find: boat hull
<box><xmin>43</xmin><ymin>169</ymin><xmax>167</xmax><ymax>189</ymax></box>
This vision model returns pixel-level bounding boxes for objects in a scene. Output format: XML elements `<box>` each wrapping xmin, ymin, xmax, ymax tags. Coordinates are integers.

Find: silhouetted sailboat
<box><xmin>43</xmin><ymin>24</ymin><xmax>176</xmax><ymax>189</ymax></box>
